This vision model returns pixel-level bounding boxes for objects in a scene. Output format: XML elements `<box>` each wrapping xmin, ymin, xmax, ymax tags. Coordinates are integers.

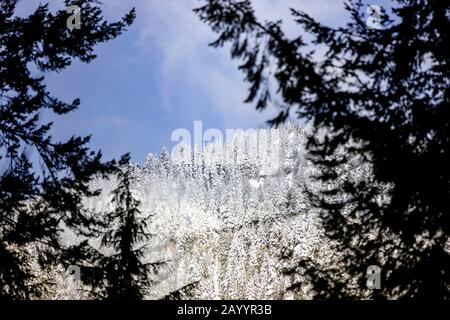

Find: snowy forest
<box><xmin>87</xmin><ymin>124</ymin><xmax>323</xmax><ymax>299</ymax></box>
<box><xmin>28</xmin><ymin>123</ymin><xmax>383</xmax><ymax>299</ymax></box>
<box><xmin>2</xmin><ymin>0</ymin><xmax>449</xmax><ymax>302</ymax></box>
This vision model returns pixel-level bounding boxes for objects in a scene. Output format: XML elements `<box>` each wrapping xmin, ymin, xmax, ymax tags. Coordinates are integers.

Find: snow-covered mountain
<box><xmin>79</xmin><ymin>124</ymin><xmax>365</xmax><ymax>299</ymax></box>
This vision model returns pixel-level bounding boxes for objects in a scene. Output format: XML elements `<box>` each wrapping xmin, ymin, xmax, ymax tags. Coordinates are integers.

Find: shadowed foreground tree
<box><xmin>0</xmin><ymin>0</ymin><xmax>135</xmax><ymax>299</ymax></box>
<box><xmin>162</xmin><ymin>281</ymin><xmax>199</xmax><ymax>300</ymax></box>
<box><xmin>93</xmin><ymin>155</ymin><xmax>163</xmax><ymax>300</ymax></box>
<box><xmin>195</xmin><ymin>0</ymin><xmax>449</xmax><ymax>299</ymax></box>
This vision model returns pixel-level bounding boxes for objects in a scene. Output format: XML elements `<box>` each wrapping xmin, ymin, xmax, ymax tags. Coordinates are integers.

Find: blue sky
<box><xmin>17</xmin><ymin>0</ymin><xmax>392</xmax><ymax>164</ymax></box>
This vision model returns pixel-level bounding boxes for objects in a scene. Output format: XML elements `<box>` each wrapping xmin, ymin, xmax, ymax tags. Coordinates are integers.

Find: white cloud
<box><xmin>130</xmin><ymin>0</ymin><xmax>257</xmax><ymax>126</ymax></box>
<box><xmin>22</xmin><ymin>0</ymin><xmax>349</xmax><ymax>129</ymax></box>
<box><xmin>114</xmin><ymin>0</ymin><xmax>349</xmax><ymax>128</ymax></box>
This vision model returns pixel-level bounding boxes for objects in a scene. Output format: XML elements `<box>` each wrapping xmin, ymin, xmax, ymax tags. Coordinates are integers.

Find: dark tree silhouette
<box><xmin>162</xmin><ymin>281</ymin><xmax>199</xmax><ymax>300</ymax></box>
<box><xmin>93</xmin><ymin>155</ymin><xmax>162</xmax><ymax>300</ymax></box>
<box><xmin>0</xmin><ymin>0</ymin><xmax>135</xmax><ymax>299</ymax></box>
<box><xmin>195</xmin><ymin>0</ymin><xmax>450</xmax><ymax>299</ymax></box>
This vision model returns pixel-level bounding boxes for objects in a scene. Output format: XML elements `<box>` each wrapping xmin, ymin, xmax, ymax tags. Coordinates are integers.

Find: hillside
<box><xmin>62</xmin><ymin>124</ymin><xmax>374</xmax><ymax>299</ymax></box>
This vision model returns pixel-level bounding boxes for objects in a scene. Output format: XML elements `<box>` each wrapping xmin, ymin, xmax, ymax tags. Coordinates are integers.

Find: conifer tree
<box><xmin>97</xmin><ymin>155</ymin><xmax>161</xmax><ymax>300</ymax></box>
<box><xmin>0</xmin><ymin>0</ymin><xmax>135</xmax><ymax>299</ymax></box>
<box><xmin>196</xmin><ymin>0</ymin><xmax>450</xmax><ymax>298</ymax></box>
